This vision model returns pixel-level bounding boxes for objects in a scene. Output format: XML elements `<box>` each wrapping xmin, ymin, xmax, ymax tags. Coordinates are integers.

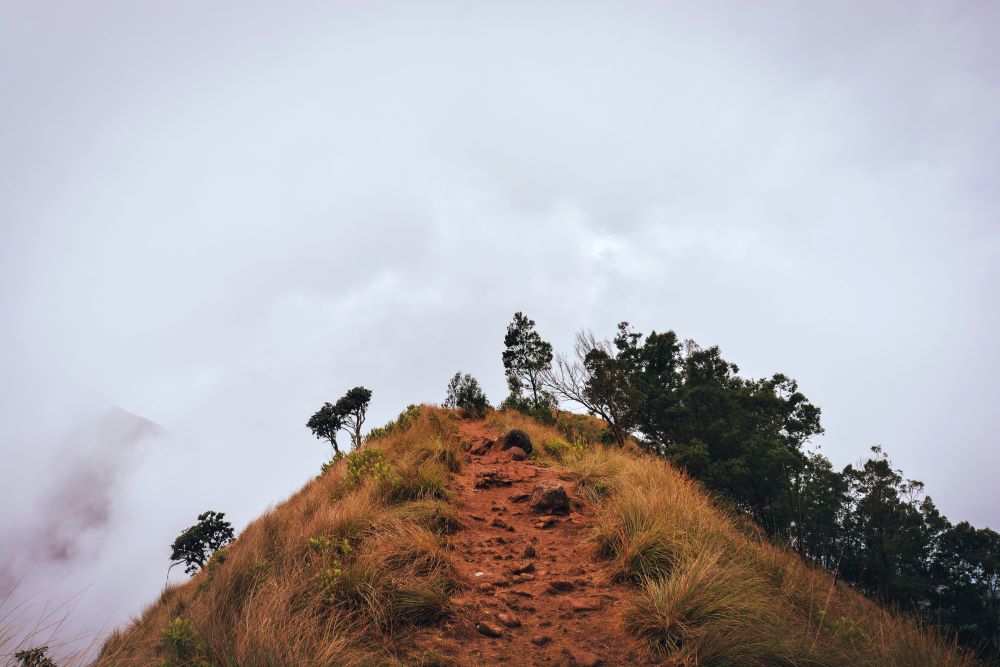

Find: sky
<box><xmin>2</xmin><ymin>0</ymin><xmax>999</xmax><ymax>659</ymax></box>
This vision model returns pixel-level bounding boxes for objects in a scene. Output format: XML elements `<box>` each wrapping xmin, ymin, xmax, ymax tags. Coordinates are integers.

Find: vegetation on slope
<box><xmin>93</xmin><ymin>405</ymin><xmax>980</xmax><ymax>666</ymax></box>
<box><xmin>491</xmin><ymin>409</ymin><xmax>979</xmax><ymax>666</ymax></box>
<box><xmin>97</xmin><ymin>407</ymin><xmax>465</xmax><ymax>666</ymax></box>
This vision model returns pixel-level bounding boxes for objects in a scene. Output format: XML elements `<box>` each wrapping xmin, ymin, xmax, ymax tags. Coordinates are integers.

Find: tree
<box><xmin>307</xmin><ymin>386</ymin><xmax>373</xmax><ymax>454</ymax></box>
<box><xmin>543</xmin><ymin>327</ymin><xmax>639</xmax><ymax>446</ymax></box>
<box><xmin>307</xmin><ymin>402</ymin><xmax>344</xmax><ymax>454</ymax></box>
<box><xmin>169</xmin><ymin>511</ymin><xmax>235</xmax><ymax>576</ymax></box>
<box><xmin>502</xmin><ymin>312</ymin><xmax>555</xmax><ymax>411</ymax></box>
<box><xmin>444</xmin><ymin>371</ymin><xmax>492</xmax><ymax>418</ymax></box>
<box><xmin>14</xmin><ymin>647</ymin><xmax>57</xmax><ymax>667</ymax></box>
<box><xmin>334</xmin><ymin>386</ymin><xmax>372</xmax><ymax>448</ymax></box>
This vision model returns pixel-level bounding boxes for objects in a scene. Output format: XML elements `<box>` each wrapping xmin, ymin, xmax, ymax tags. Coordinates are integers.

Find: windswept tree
<box><xmin>307</xmin><ymin>402</ymin><xmax>344</xmax><ymax>454</ymax></box>
<box><xmin>543</xmin><ymin>326</ymin><xmax>639</xmax><ymax>446</ymax></box>
<box><xmin>502</xmin><ymin>312</ymin><xmax>555</xmax><ymax>411</ymax></box>
<box><xmin>169</xmin><ymin>511</ymin><xmax>235</xmax><ymax>576</ymax></box>
<box><xmin>334</xmin><ymin>386</ymin><xmax>373</xmax><ymax>448</ymax></box>
<box><xmin>307</xmin><ymin>386</ymin><xmax>373</xmax><ymax>454</ymax></box>
<box><xmin>444</xmin><ymin>371</ymin><xmax>491</xmax><ymax>418</ymax></box>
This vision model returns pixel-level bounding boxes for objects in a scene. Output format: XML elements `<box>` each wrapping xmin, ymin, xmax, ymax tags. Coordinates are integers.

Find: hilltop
<box><xmin>95</xmin><ymin>405</ymin><xmax>976</xmax><ymax>666</ymax></box>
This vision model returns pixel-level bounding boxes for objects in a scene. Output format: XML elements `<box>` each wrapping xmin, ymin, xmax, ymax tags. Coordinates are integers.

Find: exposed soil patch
<box><xmin>410</xmin><ymin>421</ymin><xmax>654</xmax><ymax>666</ymax></box>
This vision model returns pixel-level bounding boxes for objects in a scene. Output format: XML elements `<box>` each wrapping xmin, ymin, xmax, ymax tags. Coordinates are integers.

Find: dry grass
<box><xmin>95</xmin><ymin>405</ymin><xmax>466</xmax><ymax>667</ymax></box>
<box><xmin>94</xmin><ymin>407</ymin><xmax>978</xmax><ymax>666</ymax></box>
<box><xmin>566</xmin><ymin>444</ymin><xmax>978</xmax><ymax>667</ymax></box>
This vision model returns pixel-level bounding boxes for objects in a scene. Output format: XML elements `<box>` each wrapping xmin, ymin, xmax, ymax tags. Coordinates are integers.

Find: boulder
<box><xmin>508</xmin><ymin>446</ymin><xmax>528</xmax><ymax>461</ymax></box>
<box><xmin>528</xmin><ymin>481</ymin><xmax>570</xmax><ymax>515</ymax></box>
<box><xmin>498</xmin><ymin>428</ymin><xmax>533</xmax><ymax>455</ymax></box>
<box><xmin>470</xmin><ymin>438</ymin><xmax>495</xmax><ymax>455</ymax></box>
<box><xmin>476</xmin><ymin>621</ymin><xmax>504</xmax><ymax>638</ymax></box>
<box><xmin>475</xmin><ymin>470</ymin><xmax>512</xmax><ymax>489</ymax></box>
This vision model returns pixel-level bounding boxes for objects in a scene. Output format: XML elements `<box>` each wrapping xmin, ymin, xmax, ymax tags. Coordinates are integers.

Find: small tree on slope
<box><xmin>169</xmin><ymin>511</ymin><xmax>235</xmax><ymax>576</ymax></box>
<box><xmin>307</xmin><ymin>386</ymin><xmax>373</xmax><ymax>454</ymax></box>
<box><xmin>502</xmin><ymin>311</ymin><xmax>555</xmax><ymax>411</ymax></box>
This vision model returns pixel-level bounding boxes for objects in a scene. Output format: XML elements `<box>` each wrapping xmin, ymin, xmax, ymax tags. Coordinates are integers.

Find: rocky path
<box><xmin>411</xmin><ymin>421</ymin><xmax>653</xmax><ymax>666</ymax></box>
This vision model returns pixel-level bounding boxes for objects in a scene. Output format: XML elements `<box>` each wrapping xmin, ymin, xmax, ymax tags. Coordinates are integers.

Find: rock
<box><xmin>566</xmin><ymin>648</ymin><xmax>603</xmax><ymax>666</ymax></box>
<box><xmin>531</xmin><ymin>635</ymin><xmax>552</xmax><ymax>647</ymax></box>
<box><xmin>497</xmin><ymin>612</ymin><xmax>521</xmax><ymax>628</ymax></box>
<box><xmin>546</xmin><ymin>580</ymin><xmax>576</xmax><ymax>594</ymax></box>
<box><xmin>478</xmin><ymin>582</ymin><xmax>495</xmax><ymax>593</ymax></box>
<box><xmin>528</xmin><ymin>481</ymin><xmax>570</xmax><ymax>515</ymax></box>
<box><xmin>569</xmin><ymin>597</ymin><xmax>603</xmax><ymax>612</ymax></box>
<box><xmin>523</xmin><ymin>545</ymin><xmax>537</xmax><ymax>558</ymax></box>
<box><xmin>471</xmin><ymin>438</ymin><xmax>496</xmax><ymax>455</ymax></box>
<box><xmin>491</xmin><ymin>518</ymin><xmax>515</xmax><ymax>532</ymax></box>
<box><xmin>511</xmin><ymin>561</ymin><xmax>536</xmax><ymax>575</ymax></box>
<box><xmin>508</xmin><ymin>446</ymin><xmax>528</xmax><ymax>461</ymax></box>
<box><xmin>509</xmin><ymin>491</ymin><xmax>531</xmax><ymax>503</ymax></box>
<box><xmin>511</xmin><ymin>573</ymin><xmax>536</xmax><ymax>583</ymax></box>
<box><xmin>567</xmin><ymin>566</ymin><xmax>586</xmax><ymax>576</ymax></box>
<box><xmin>476</xmin><ymin>621</ymin><xmax>504</xmax><ymax>638</ymax></box>
<box><xmin>534</xmin><ymin>517</ymin><xmax>560</xmax><ymax>529</ymax></box>
<box><xmin>498</xmin><ymin>428</ymin><xmax>533</xmax><ymax>455</ymax></box>
<box><xmin>475</xmin><ymin>470</ymin><xmax>513</xmax><ymax>489</ymax></box>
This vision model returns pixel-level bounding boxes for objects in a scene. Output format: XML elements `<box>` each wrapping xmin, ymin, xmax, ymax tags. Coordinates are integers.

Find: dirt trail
<box><xmin>412</xmin><ymin>421</ymin><xmax>654</xmax><ymax>666</ymax></box>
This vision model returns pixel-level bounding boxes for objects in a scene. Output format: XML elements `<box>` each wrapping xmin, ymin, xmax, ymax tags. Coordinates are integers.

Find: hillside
<box><xmin>96</xmin><ymin>406</ymin><xmax>977</xmax><ymax>666</ymax></box>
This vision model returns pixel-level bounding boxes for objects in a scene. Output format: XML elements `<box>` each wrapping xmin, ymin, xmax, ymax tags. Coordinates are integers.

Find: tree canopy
<box><xmin>502</xmin><ymin>312</ymin><xmax>555</xmax><ymax>412</ymax></box>
<box><xmin>307</xmin><ymin>386</ymin><xmax>373</xmax><ymax>454</ymax></box>
<box><xmin>169</xmin><ymin>511</ymin><xmax>235</xmax><ymax>576</ymax></box>
<box><xmin>444</xmin><ymin>371</ymin><xmax>491</xmax><ymax>419</ymax></box>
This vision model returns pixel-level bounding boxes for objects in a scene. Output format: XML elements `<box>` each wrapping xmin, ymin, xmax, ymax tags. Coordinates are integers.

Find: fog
<box><xmin>2</xmin><ymin>1</ymin><xmax>998</xmax><ymax>659</ymax></box>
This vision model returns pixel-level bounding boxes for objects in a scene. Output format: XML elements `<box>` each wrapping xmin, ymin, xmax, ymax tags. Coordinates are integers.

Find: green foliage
<box><xmin>170</xmin><ymin>511</ymin><xmax>235</xmax><ymax>576</ymax></box>
<box><xmin>159</xmin><ymin>617</ymin><xmax>211</xmax><ymax>667</ymax></box>
<box><xmin>443</xmin><ymin>371</ymin><xmax>491</xmax><ymax>419</ymax></box>
<box><xmin>306</xmin><ymin>401</ymin><xmax>343</xmax><ymax>454</ymax></box>
<box><xmin>307</xmin><ymin>386</ymin><xmax>373</xmax><ymax>454</ymax></box>
<box><xmin>345</xmin><ymin>448</ymin><xmax>399</xmax><ymax>488</ymax></box>
<box><xmin>365</xmin><ymin>404</ymin><xmax>421</xmax><ymax>442</ymax></box>
<box><xmin>314</xmin><ymin>538</ymin><xmax>353</xmax><ymax>607</ymax></box>
<box><xmin>14</xmin><ymin>647</ymin><xmax>57</xmax><ymax>667</ymax></box>
<box><xmin>541</xmin><ymin>436</ymin><xmax>587</xmax><ymax>462</ymax></box>
<box><xmin>502</xmin><ymin>311</ymin><xmax>556</xmax><ymax>411</ymax></box>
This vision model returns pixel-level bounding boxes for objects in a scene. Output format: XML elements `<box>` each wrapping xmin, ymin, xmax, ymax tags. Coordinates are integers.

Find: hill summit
<box><xmin>97</xmin><ymin>406</ymin><xmax>975</xmax><ymax>666</ymax></box>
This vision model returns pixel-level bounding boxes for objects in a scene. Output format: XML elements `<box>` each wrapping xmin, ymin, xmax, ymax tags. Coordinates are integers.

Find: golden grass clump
<box><xmin>95</xmin><ymin>405</ymin><xmax>465</xmax><ymax>667</ymax></box>
<box><xmin>571</xmin><ymin>443</ymin><xmax>978</xmax><ymax>667</ymax></box>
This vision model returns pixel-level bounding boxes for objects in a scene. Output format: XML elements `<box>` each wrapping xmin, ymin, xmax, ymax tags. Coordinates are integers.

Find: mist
<box><xmin>2</xmin><ymin>1</ymin><xmax>998</xmax><ymax>660</ymax></box>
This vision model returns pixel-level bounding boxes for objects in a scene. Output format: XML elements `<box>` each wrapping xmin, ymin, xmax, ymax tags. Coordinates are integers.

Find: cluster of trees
<box><xmin>493</xmin><ymin>312</ymin><xmax>999</xmax><ymax>660</ymax></box>
<box><xmin>292</xmin><ymin>315</ymin><xmax>996</xmax><ymax>659</ymax></box>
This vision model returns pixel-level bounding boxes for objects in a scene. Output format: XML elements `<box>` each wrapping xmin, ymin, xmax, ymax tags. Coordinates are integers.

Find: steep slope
<box><xmin>96</xmin><ymin>406</ymin><xmax>977</xmax><ymax>666</ymax></box>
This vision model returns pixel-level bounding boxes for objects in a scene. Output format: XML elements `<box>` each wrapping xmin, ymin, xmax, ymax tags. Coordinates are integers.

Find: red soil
<box><xmin>411</xmin><ymin>420</ymin><xmax>655</xmax><ymax>666</ymax></box>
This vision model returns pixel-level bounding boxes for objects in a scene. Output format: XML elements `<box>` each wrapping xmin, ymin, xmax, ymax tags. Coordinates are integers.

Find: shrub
<box><xmin>365</xmin><ymin>404</ymin><xmax>422</xmax><ymax>443</ymax></box>
<box><xmin>13</xmin><ymin>647</ymin><xmax>57</xmax><ymax>667</ymax></box>
<box><xmin>345</xmin><ymin>449</ymin><xmax>399</xmax><ymax>489</ymax></box>
<box><xmin>443</xmin><ymin>372</ymin><xmax>491</xmax><ymax>419</ymax></box>
<box><xmin>159</xmin><ymin>617</ymin><xmax>211</xmax><ymax>667</ymax></box>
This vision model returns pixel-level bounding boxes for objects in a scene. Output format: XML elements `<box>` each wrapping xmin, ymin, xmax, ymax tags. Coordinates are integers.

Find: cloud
<box><xmin>1</xmin><ymin>1</ymin><xmax>998</xmax><ymax>660</ymax></box>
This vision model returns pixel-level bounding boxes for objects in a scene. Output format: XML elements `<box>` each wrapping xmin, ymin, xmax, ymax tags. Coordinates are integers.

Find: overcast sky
<box><xmin>2</xmin><ymin>1</ymin><xmax>998</xmax><ymax>659</ymax></box>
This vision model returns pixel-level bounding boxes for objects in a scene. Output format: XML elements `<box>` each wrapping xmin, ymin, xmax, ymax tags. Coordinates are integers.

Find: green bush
<box><xmin>542</xmin><ymin>436</ymin><xmax>587</xmax><ymax>462</ymax></box>
<box><xmin>365</xmin><ymin>405</ymin><xmax>422</xmax><ymax>442</ymax></box>
<box><xmin>159</xmin><ymin>618</ymin><xmax>211</xmax><ymax>667</ymax></box>
<box><xmin>14</xmin><ymin>647</ymin><xmax>57</xmax><ymax>667</ymax></box>
<box><xmin>346</xmin><ymin>449</ymin><xmax>399</xmax><ymax>488</ymax></box>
